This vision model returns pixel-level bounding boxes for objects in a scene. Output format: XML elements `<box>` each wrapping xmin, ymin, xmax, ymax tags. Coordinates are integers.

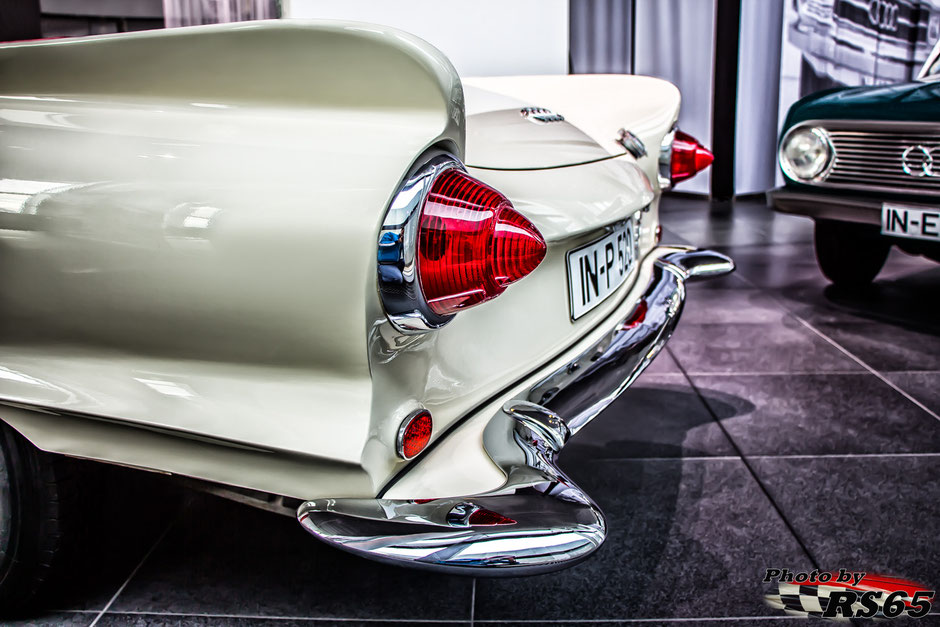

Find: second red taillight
<box><xmin>417</xmin><ymin>168</ymin><xmax>546</xmax><ymax>316</ymax></box>
<box><xmin>670</xmin><ymin>130</ymin><xmax>714</xmax><ymax>184</ymax></box>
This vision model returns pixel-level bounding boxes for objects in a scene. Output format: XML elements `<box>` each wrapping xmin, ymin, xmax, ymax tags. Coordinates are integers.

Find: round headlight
<box><xmin>780</xmin><ymin>126</ymin><xmax>832</xmax><ymax>181</ymax></box>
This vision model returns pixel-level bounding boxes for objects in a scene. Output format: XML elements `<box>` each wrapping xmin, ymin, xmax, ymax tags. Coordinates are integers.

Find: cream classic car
<box><xmin>0</xmin><ymin>21</ymin><xmax>732</xmax><ymax>608</ymax></box>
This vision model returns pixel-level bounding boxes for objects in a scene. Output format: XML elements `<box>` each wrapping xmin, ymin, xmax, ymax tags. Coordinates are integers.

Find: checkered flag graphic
<box><xmin>765</xmin><ymin>572</ymin><xmax>934</xmax><ymax>621</ymax></box>
<box><xmin>764</xmin><ymin>582</ymin><xmax>874</xmax><ymax>622</ymax></box>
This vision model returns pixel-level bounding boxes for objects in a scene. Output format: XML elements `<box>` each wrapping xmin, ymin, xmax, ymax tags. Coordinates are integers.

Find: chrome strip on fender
<box><xmin>299</xmin><ymin>400</ymin><xmax>603</xmax><ymax>576</ymax></box>
<box><xmin>377</xmin><ymin>154</ymin><xmax>462</xmax><ymax>334</ymax></box>
<box><xmin>297</xmin><ymin>248</ymin><xmax>734</xmax><ymax>575</ymax></box>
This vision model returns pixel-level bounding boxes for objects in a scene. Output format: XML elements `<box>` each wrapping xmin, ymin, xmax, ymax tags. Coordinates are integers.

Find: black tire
<box><xmin>0</xmin><ymin>421</ymin><xmax>80</xmax><ymax>614</ymax></box>
<box><xmin>814</xmin><ymin>219</ymin><xmax>891</xmax><ymax>288</ymax></box>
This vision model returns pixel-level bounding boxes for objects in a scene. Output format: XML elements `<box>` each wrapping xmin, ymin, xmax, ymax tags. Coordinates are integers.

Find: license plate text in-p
<box><xmin>566</xmin><ymin>221</ymin><xmax>636</xmax><ymax>320</ymax></box>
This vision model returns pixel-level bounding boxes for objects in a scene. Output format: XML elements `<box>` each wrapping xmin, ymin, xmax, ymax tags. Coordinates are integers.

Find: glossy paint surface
<box><xmin>464</xmin><ymin>75</ymin><xmax>681</xmax><ymax>186</ymax></box>
<box><xmin>384</xmin><ymin>245</ymin><xmax>688</xmax><ymax>500</ymax></box>
<box><xmin>365</xmin><ymin>158</ymin><xmax>657</xmax><ymax>493</ymax></box>
<box><xmin>783</xmin><ymin>80</ymin><xmax>940</xmax><ymax>128</ymax></box>
<box><xmin>462</xmin><ymin>105</ymin><xmax>613</xmax><ymax>170</ymax></box>
<box><xmin>0</xmin><ymin>21</ymin><xmax>463</xmax><ymax>496</ymax></box>
<box><xmin>298</xmin><ymin>250</ymin><xmax>732</xmax><ymax>575</ymax></box>
<box><xmin>0</xmin><ymin>23</ymin><xmax>677</xmax><ymax>500</ymax></box>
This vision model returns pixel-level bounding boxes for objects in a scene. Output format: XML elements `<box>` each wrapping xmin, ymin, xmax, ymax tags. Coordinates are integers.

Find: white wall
<box><xmin>735</xmin><ymin>0</ymin><xmax>783</xmax><ymax>195</ymax></box>
<box><xmin>284</xmin><ymin>0</ymin><xmax>569</xmax><ymax>77</ymax></box>
<box><xmin>634</xmin><ymin>0</ymin><xmax>715</xmax><ymax>195</ymax></box>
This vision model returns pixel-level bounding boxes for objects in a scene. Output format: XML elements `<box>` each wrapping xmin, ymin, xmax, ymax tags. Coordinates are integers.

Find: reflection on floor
<box><xmin>16</xmin><ymin>195</ymin><xmax>940</xmax><ymax>626</ymax></box>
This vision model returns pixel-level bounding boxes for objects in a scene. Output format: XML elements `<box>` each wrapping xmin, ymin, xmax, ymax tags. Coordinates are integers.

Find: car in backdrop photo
<box><xmin>788</xmin><ymin>0</ymin><xmax>940</xmax><ymax>93</ymax></box>
<box><xmin>772</xmin><ymin>38</ymin><xmax>940</xmax><ymax>287</ymax></box>
<box><xmin>0</xmin><ymin>20</ymin><xmax>731</xmax><ymax>611</ymax></box>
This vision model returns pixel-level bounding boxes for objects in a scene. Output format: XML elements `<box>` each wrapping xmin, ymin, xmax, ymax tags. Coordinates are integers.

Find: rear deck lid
<box><xmin>464</xmin><ymin>85</ymin><xmax>627</xmax><ymax>170</ymax></box>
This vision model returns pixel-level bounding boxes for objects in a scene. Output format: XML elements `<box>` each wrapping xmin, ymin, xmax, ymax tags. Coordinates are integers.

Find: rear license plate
<box><xmin>882</xmin><ymin>204</ymin><xmax>940</xmax><ymax>242</ymax></box>
<box><xmin>566</xmin><ymin>221</ymin><xmax>637</xmax><ymax>320</ymax></box>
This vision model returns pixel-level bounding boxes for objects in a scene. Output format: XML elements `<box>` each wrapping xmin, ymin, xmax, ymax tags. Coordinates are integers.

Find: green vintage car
<box><xmin>771</xmin><ymin>40</ymin><xmax>940</xmax><ymax>287</ymax></box>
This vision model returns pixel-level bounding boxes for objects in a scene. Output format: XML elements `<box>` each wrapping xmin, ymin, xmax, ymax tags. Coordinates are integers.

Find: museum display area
<box><xmin>0</xmin><ymin>1</ymin><xmax>937</xmax><ymax>625</ymax></box>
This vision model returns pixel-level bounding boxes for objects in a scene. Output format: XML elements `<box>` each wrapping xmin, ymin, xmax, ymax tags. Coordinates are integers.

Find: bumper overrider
<box><xmin>297</xmin><ymin>248</ymin><xmax>734</xmax><ymax>575</ymax></box>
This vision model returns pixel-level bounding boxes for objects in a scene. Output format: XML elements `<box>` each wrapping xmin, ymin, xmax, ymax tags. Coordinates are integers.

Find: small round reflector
<box><xmin>398</xmin><ymin>410</ymin><xmax>433</xmax><ymax>460</ymax></box>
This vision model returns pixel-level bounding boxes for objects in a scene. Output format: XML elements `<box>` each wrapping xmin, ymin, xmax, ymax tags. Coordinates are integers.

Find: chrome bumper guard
<box><xmin>297</xmin><ymin>248</ymin><xmax>734</xmax><ymax>576</ymax></box>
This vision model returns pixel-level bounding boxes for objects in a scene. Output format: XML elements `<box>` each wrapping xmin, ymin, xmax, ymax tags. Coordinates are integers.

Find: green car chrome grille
<box><xmin>826</xmin><ymin>126</ymin><xmax>940</xmax><ymax>196</ymax></box>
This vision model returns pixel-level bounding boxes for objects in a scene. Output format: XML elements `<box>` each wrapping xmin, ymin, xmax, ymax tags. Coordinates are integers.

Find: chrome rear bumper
<box><xmin>297</xmin><ymin>248</ymin><xmax>734</xmax><ymax>576</ymax></box>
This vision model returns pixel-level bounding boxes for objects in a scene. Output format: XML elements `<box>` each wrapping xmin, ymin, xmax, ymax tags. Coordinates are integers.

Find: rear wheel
<box><xmin>814</xmin><ymin>219</ymin><xmax>890</xmax><ymax>288</ymax></box>
<box><xmin>0</xmin><ymin>421</ymin><xmax>79</xmax><ymax>614</ymax></box>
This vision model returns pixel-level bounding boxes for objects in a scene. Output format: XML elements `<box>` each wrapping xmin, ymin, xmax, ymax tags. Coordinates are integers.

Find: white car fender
<box><xmin>0</xmin><ymin>20</ymin><xmax>463</xmax><ymax>497</ymax></box>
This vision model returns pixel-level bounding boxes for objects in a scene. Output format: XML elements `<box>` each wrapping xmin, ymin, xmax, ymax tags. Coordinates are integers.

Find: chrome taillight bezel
<box><xmin>377</xmin><ymin>153</ymin><xmax>463</xmax><ymax>334</ymax></box>
<box><xmin>658</xmin><ymin>125</ymin><xmax>676</xmax><ymax>190</ymax></box>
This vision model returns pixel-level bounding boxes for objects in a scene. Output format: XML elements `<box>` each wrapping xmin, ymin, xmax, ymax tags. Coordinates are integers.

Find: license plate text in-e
<box><xmin>567</xmin><ymin>223</ymin><xmax>635</xmax><ymax>320</ymax></box>
<box><xmin>882</xmin><ymin>204</ymin><xmax>940</xmax><ymax>242</ymax></box>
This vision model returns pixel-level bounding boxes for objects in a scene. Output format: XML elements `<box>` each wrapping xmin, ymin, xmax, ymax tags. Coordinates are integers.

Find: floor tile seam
<box><xmin>87</xmin><ymin>518</ymin><xmax>177</xmax><ymax>627</ymax></box>
<box><xmin>668</xmin><ymin>346</ymin><xmax>823</xmax><ymax>571</ymax></box>
<box><xmin>792</xmin><ymin>317</ymin><xmax>940</xmax><ymax>424</ymax></box>
<box><xmin>673</xmin><ymin>254</ymin><xmax>940</xmax><ymax>421</ymax></box>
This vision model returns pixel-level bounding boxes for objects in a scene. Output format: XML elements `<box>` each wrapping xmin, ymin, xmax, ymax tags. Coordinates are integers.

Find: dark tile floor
<box><xmin>17</xmin><ymin>196</ymin><xmax>940</xmax><ymax>626</ymax></box>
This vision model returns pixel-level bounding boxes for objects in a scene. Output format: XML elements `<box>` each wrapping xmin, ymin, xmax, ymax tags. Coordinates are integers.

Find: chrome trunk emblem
<box><xmin>520</xmin><ymin>107</ymin><xmax>564</xmax><ymax>124</ymax></box>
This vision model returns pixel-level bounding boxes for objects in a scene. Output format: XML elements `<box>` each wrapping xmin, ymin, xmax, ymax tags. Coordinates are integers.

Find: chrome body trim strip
<box><xmin>377</xmin><ymin>154</ymin><xmax>462</xmax><ymax>334</ymax></box>
<box><xmin>299</xmin><ymin>400</ymin><xmax>602</xmax><ymax>576</ymax></box>
<box><xmin>296</xmin><ymin>248</ymin><xmax>734</xmax><ymax>575</ymax></box>
<box><xmin>658</xmin><ymin>125</ymin><xmax>676</xmax><ymax>189</ymax></box>
<box><xmin>531</xmin><ymin>249</ymin><xmax>733</xmax><ymax>435</ymax></box>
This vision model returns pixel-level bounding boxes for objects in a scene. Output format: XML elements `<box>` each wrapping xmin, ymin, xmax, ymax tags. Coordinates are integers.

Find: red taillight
<box><xmin>417</xmin><ymin>168</ymin><xmax>546</xmax><ymax>316</ymax></box>
<box><xmin>467</xmin><ymin>508</ymin><xmax>516</xmax><ymax>526</ymax></box>
<box><xmin>671</xmin><ymin>130</ymin><xmax>713</xmax><ymax>184</ymax></box>
<box><xmin>398</xmin><ymin>410</ymin><xmax>432</xmax><ymax>459</ymax></box>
